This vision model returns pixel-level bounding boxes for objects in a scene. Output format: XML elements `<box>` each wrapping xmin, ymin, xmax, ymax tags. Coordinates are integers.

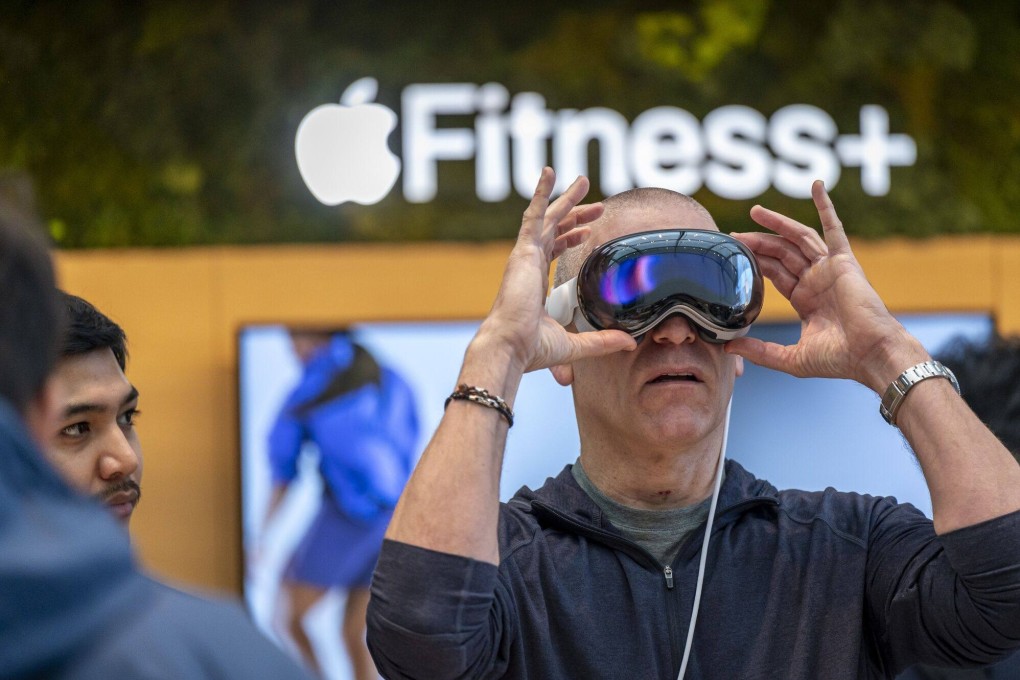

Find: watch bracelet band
<box><xmin>879</xmin><ymin>360</ymin><xmax>960</xmax><ymax>426</ymax></box>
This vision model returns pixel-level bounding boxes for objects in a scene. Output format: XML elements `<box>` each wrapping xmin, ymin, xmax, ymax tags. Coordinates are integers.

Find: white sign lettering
<box><xmin>295</xmin><ymin>78</ymin><xmax>917</xmax><ymax>206</ymax></box>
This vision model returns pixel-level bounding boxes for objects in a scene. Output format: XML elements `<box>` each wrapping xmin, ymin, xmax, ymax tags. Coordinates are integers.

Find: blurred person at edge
<box><xmin>40</xmin><ymin>292</ymin><xmax>143</xmax><ymax>527</ymax></box>
<box><xmin>899</xmin><ymin>335</ymin><xmax>1020</xmax><ymax>680</ymax></box>
<box><xmin>0</xmin><ymin>199</ymin><xmax>313</xmax><ymax>680</ymax></box>
<box><xmin>366</xmin><ymin>169</ymin><xmax>1020</xmax><ymax>679</ymax></box>
<box><xmin>263</xmin><ymin>330</ymin><xmax>419</xmax><ymax>679</ymax></box>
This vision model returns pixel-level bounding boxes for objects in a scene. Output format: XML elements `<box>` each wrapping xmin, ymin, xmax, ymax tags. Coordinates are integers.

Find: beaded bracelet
<box><xmin>444</xmin><ymin>384</ymin><xmax>514</xmax><ymax>428</ymax></box>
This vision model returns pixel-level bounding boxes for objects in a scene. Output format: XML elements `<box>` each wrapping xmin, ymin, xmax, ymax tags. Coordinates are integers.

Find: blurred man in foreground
<box><xmin>0</xmin><ymin>199</ymin><xmax>312</xmax><ymax>679</ymax></box>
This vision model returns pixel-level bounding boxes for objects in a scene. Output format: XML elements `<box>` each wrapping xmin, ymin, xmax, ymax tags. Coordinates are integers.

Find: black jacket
<box><xmin>368</xmin><ymin>461</ymin><xmax>1020</xmax><ymax>679</ymax></box>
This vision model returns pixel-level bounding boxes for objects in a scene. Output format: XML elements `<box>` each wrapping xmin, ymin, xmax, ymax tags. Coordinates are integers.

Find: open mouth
<box><xmin>649</xmin><ymin>373</ymin><xmax>700</xmax><ymax>384</ymax></box>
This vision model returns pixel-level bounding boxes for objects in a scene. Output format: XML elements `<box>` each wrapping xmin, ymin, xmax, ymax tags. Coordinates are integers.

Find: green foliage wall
<box><xmin>2</xmin><ymin>0</ymin><xmax>1018</xmax><ymax>247</ymax></box>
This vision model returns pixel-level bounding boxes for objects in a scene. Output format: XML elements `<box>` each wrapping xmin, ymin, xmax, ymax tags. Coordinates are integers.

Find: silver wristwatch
<box><xmin>879</xmin><ymin>360</ymin><xmax>960</xmax><ymax>426</ymax></box>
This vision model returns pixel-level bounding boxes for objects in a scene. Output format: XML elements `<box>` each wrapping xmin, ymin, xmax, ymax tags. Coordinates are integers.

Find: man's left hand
<box><xmin>726</xmin><ymin>180</ymin><xmax>927</xmax><ymax>393</ymax></box>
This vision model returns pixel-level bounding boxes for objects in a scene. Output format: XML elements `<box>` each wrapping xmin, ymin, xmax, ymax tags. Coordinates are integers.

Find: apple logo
<box><xmin>295</xmin><ymin>77</ymin><xmax>400</xmax><ymax>206</ymax></box>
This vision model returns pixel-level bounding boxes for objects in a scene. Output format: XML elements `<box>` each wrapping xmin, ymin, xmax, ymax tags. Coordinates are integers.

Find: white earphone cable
<box><xmin>676</xmin><ymin>397</ymin><xmax>731</xmax><ymax>680</ymax></box>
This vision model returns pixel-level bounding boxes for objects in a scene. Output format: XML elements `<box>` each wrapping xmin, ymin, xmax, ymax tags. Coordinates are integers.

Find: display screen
<box><xmin>239</xmin><ymin>313</ymin><xmax>992</xmax><ymax>680</ymax></box>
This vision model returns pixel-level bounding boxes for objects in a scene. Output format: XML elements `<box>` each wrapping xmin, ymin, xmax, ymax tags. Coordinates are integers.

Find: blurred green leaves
<box><xmin>0</xmin><ymin>0</ymin><xmax>1017</xmax><ymax>247</ymax></box>
<box><xmin>636</xmin><ymin>1</ymin><xmax>768</xmax><ymax>82</ymax></box>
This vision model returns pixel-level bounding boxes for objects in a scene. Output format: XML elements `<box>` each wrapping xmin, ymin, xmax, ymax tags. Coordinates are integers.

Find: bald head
<box><xmin>554</xmin><ymin>187</ymin><xmax>717</xmax><ymax>286</ymax></box>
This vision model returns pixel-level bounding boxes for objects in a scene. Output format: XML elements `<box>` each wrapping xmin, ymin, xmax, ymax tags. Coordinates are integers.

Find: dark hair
<box><xmin>0</xmin><ymin>201</ymin><xmax>61</xmax><ymax>413</ymax></box>
<box><xmin>935</xmin><ymin>333</ymin><xmax>1020</xmax><ymax>460</ymax></box>
<box><xmin>59</xmin><ymin>292</ymin><xmax>128</xmax><ymax>370</ymax></box>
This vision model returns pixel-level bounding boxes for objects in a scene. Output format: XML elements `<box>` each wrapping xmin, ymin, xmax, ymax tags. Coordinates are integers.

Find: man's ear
<box><xmin>734</xmin><ymin>355</ymin><xmax>744</xmax><ymax>378</ymax></box>
<box><xmin>23</xmin><ymin>379</ymin><xmax>60</xmax><ymax>450</ymax></box>
<box><xmin>549</xmin><ymin>363</ymin><xmax>574</xmax><ymax>386</ymax></box>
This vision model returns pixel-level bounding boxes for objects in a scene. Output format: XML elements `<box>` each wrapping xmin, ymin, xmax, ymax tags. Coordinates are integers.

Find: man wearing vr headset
<box><xmin>367</xmin><ymin>169</ymin><xmax>1020</xmax><ymax>679</ymax></box>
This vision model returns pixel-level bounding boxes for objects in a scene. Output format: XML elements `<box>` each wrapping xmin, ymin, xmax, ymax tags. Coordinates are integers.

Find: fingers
<box><xmin>748</xmin><ymin>204</ymin><xmax>828</xmax><ymax>263</ymax></box>
<box><xmin>544</xmin><ymin>330</ymin><xmax>636</xmax><ymax>381</ymax></box>
<box><xmin>554</xmin><ymin>202</ymin><xmax>603</xmax><ymax>239</ymax></box>
<box><xmin>567</xmin><ymin>202</ymin><xmax>605</xmax><ymax>228</ymax></box>
<box><xmin>550</xmin><ymin>202</ymin><xmax>603</xmax><ymax>259</ymax></box>
<box><xmin>529</xmin><ymin>321</ymin><xmax>635</xmax><ymax>374</ymax></box>
<box><xmin>521</xmin><ymin>169</ymin><xmax>593</xmax><ymax>255</ymax></box>
<box><xmin>732</xmin><ymin>232</ymin><xmax>812</xmax><ymax>280</ymax></box>
<box><xmin>811</xmin><ymin>180</ymin><xmax>850</xmax><ymax>254</ymax></box>
<box><xmin>748</xmin><ymin>181</ymin><xmax>851</xmax><ymax>263</ymax></box>
<box><xmin>754</xmin><ymin>253</ymin><xmax>798</xmax><ymax>300</ymax></box>
<box><xmin>565</xmin><ymin>328</ymin><xmax>636</xmax><ymax>362</ymax></box>
<box><xmin>551</xmin><ymin>226</ymin><xmax>591</xmax><ymax>259</ymax></box>
<box><xmin>521</xmin><ymin>167</ymin><xmax>556</xmax><ymax>238</ymax></box>
<box><xmin>542</xmin><ymin>175</ymin><xmax>591</xmax><ymax>240</ymax></box>
<box><xmin>725</xmin><ymin>337</ymin><xmax>801</xmax><ymax>376</ymax></box>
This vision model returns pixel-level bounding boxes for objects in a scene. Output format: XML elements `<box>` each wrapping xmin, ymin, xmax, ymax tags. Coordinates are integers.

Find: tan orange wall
<box><xmin>53</xmin><ymin>235</ymin><xmax>1020</xmax><ymax>594</ymax></box>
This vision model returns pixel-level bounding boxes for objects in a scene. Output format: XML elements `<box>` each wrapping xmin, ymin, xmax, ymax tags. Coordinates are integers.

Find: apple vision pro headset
<box><xmin>546</xmin><ymin>229</ymin><xmax>764</xmax><ymax>679</ymax></box>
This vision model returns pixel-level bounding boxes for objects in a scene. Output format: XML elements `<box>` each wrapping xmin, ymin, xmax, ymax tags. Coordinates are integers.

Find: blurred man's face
<box><xmin>43</xmin><ymin>348</ymin><xmax>143</xmax><ymax>526</ymax></box>
<box><xmin>289</xmin><ymin>330</ymin><xmax>332</xmax><ymax>364</ymax></box>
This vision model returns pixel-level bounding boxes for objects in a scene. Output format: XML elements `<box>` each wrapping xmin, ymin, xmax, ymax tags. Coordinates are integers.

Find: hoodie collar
<box><xmin>512</xmin><ymin>458</ymin><xmax>779</xmax><ymax>536</ymax></box>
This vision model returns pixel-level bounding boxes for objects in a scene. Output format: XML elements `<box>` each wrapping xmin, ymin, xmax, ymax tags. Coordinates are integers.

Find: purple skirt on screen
<box><xmin>283</xmin><ymin>492</ymin><xmax>391</xmax><ymax>590</ymax></box>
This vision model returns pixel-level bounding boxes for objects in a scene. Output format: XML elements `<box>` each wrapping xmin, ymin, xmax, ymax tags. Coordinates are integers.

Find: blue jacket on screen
<box><xmin>0</xmin><ymin>399</ymin><xmax>312</xmax><ymax>680</ymax></box>
<box><xmin>268</xmin><ymin>335</ymin><xmax>419</xmax><ymax>522</ymax></box>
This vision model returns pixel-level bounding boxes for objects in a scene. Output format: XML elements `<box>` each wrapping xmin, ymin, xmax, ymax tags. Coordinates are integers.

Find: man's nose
<box><xmin>99</xmin><ymin>429</ymin><xmax>140</xmax><ymax>480</ymax></box>
<box><xmin>649</xmin><ymin>313</ymin><xmax>699</xmax><ymax>345</ymax></box>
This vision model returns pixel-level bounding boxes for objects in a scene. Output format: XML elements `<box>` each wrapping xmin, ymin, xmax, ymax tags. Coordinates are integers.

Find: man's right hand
<box><xmin>474</xmin><ymin>167</ymin><xmax>635</xmax><ymax>378</ymax></box>
<box><xmin>383</xmin><ymin>169</ymin><xmax>632</xmax><ymax>564</ymax></box>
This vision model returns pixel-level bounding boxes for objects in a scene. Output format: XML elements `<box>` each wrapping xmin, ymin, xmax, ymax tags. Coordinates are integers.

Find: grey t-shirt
<box><xmin>571</xmin><ymin>458</ymin><xmax>717</xmax><ymax>566</ymax></box>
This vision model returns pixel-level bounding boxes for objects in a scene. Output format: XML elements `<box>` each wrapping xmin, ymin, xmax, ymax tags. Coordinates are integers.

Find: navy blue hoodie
<box><xmin>0</xmin><ymin>400</ymin><xmax>311</xmax><ymax>679</ymax></box>
<box><xmin>368</xmin><ymin>461</ymin><xmax>1020</xmax><ymax>679</ymax></box>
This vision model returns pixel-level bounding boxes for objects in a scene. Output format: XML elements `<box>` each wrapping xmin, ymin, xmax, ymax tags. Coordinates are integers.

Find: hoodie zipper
<box><xmin>530</xmin><ymin>493</ymin><xmax>777</xmax><ymax>677</ymax></box>
<box><xmin>530</xmin><ymin>500</ymin><xmax>664</xmax><ymax>572</ymax></box>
